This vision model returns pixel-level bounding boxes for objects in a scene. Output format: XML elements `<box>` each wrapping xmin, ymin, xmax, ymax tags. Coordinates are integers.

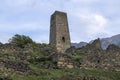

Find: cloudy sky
<box><xmin>0</xmin><ymin>0</ymin><xmax>120</xmax><ymax>43</ymax></box>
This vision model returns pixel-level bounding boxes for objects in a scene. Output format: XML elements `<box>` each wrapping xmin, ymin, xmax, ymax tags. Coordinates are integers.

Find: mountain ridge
<box><xmin>72</xmin><ymin>34</ymin><xmax>120</xmax><ymax>49</ymax></box>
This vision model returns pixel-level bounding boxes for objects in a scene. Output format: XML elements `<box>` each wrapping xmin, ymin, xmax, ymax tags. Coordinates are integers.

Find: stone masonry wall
<box><xmin>50</xmin><ymin>11</ymin><xmax>71</xmax><ymax>53</ymax></box>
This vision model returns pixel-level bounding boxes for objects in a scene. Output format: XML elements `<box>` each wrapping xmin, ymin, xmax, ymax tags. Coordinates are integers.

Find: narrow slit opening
<box><xmin>62</xmin><ymin>37</ymin><xmax>65</xmax><ymax>42</ymax></box>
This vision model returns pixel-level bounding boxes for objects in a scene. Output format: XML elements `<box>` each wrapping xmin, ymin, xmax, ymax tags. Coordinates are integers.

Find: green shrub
<box><xmin>9</xmin><ymin>34</ymin><xmax>34</xmax><ymax>48</ymax></box>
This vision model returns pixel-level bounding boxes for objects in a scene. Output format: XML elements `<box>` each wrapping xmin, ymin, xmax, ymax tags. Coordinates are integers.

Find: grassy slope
<box><xmin>11</xmin><ymin>67</ymin><xmax>120</xmax><ymax>80</ymax></box>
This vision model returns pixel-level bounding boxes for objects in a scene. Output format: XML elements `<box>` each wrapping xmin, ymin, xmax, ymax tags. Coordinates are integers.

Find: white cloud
<box><xmin>82</xmin><ymin>14</ymin><xmax>108</xmax><ymax>34</ymax></box>
<box><xmin>69</xmin><ymin>11</ymin><xmax>113</xmax><ymax>42</ymax></box>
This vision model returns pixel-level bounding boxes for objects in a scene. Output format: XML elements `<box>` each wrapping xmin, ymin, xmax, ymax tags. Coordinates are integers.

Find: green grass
<box><xmin>1</xmin><ymin>63</ymin><xmax>119</xmax><ymax>80</ymax></box>
<box><xmin>7</xmin><ymin>68</ymin><xmax>120</xmax><ymax>80</ymax></box>
<box><xmin>11</xmin><ymin>75</ymin><xmax>52</xmax><ymax>80</ymax></box>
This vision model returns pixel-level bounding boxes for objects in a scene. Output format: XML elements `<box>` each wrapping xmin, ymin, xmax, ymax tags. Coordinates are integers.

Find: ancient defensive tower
<box><xmin>49</xmin><ymin>11</ymin><xmax>71</xmax><ymax>53</ymax></box>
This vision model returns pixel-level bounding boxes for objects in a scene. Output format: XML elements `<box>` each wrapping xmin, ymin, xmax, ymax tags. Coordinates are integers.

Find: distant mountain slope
<box><xmin>72</xmin><ymin>34</ymin><xmax>120</xmax><ymax>49</ymax></box>
<box><xmin>71</xmin><ymin>42</ymin><xmax>88</xmax><ymax>48</ymax></box>
<box><xmin>101</xmin><ymin>34</ymin><xmax>120</xmax><ymax>49</ymax></box>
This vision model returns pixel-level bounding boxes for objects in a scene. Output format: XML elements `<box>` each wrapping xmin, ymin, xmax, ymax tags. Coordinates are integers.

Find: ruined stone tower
<box><xmin>49</xmin><ymin>11</ymin><xmax>71</xmax><ymax>53</ymax></box>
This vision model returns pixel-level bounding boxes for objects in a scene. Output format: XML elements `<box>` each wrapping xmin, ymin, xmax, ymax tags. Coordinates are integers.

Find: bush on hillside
<box><xmin>9</xmin><ymin>34</ymin><xmax>34</xmax><ymax>48</ymax></box>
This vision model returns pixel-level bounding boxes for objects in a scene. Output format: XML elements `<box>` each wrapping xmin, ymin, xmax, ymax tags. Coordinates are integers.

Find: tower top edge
<box><xmin>52</xmin><ymin>11</ymin><xmax>67</xmax><ymax>15</ymax></box>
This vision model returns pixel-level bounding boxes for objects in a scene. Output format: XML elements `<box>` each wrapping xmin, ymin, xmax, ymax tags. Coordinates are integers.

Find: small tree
<box><xmin>9</xmin><ymin>34</ymin><xmax>34</xmax><ymax>48</ymax></box>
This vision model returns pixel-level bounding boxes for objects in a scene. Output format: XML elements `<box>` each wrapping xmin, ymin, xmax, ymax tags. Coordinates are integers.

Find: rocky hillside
<box><xmin>68</xmin><ymin>38</ymin><xmax>120</xmax><ymax>71</ymax></box>
<box><xmin>0</xmin><ymin>42</ymin><xmax>120</xmax><ymax>80</ymax></box>
<box><xmin>0</xmin><ymin>43</ymin><xmax>59</xmax><ymax>80</ymax></box>
<box><xmin>0</xmin><ymin>34</ymin><xmax>120</xmax><ymax>80</ymax></box>
<box><xmin>79</xmin><ymin>39</ymin><xmax>120</xmax><ymax>71</ymax></box>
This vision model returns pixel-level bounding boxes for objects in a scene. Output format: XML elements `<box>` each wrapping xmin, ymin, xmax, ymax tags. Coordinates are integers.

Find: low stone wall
<box><xmin>57</xmin><ymin>55</ymin><xmax>76</xmax><ymax>69</ymax></box>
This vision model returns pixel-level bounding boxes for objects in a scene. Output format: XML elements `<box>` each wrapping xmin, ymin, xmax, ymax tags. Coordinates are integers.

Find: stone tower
<box><xmin>49</xmin><ymin>11</ymin><xmax>71</xmax><ymax>53</ymax></box>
